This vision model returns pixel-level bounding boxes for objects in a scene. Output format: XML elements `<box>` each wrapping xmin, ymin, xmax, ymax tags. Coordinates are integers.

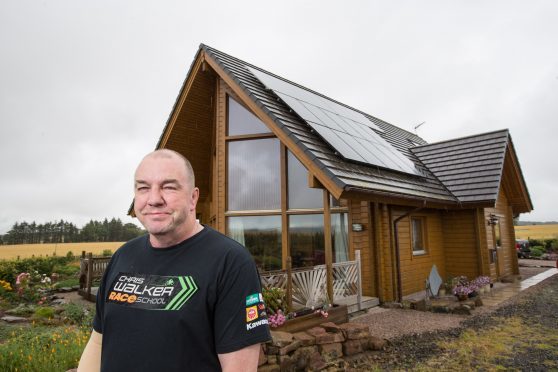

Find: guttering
<box><xmin>392</xmin><ymin>200</ymin><xmax>426</xmax><ymax>302</ymax></box>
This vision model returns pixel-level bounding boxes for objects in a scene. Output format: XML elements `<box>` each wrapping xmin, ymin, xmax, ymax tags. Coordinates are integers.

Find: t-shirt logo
<box><xmin>246</xmin><ymin>306</ymin><xmax>258</xmax><ymax>322</ymax></box>
<box><xmin>107</xmin><ymin>272</ymin><xmax>198</xmax><ymax>311</ymax></box>
<box><xmin>246</xmin><ymin>293</ymin><xmax>260</xmax><ymax>306</ymax></box>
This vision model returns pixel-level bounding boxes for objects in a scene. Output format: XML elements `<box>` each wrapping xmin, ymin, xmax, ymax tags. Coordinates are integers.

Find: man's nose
<box><xmin>147</xmin><ymin>187</ymin><xmax>164</xmax><ymax>205</ymax></box>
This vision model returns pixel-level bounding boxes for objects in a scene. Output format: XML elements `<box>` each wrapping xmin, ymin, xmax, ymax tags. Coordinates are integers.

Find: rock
<box><xmin>279</xmin><ymin>340</ymin><xmax>301</xmax><ymax>355</ymax></box>
<box><xmin>432</xmin><ymin>305</ymin><xmax>450</xmax><ymax>313</ymax></box>
<box><xmin>452</xmin><ymin>304</ymin><xmax>472</xmax><ymax>315</ymax></box>
<box><xmin>474</xmin><ymin>297</ymin><xmax>483</xmax><ymax>307</ymax></box>
<box><xmin>342</xmin><ymin>339</ymin><xmax>363</xmax><ymax>356</ymax></box>
<box><xmin>307</xmin><ymin>351</ymin><xmax>327</xmax><ymax>371</ymax></box>
<box><xmin>320</xmin><ymin>322</ymin><xmax>342</xmax><ymax>333</ymax></box>
<box><xmin>293</xmin><ymin>331</ymin><xmax>315</xmax><ymax>346</ymax></box>
<box><xmin>58</xmin><ymin>287</ymin><xmax>74</xmax><ymax>293</ymax></box>
<box><xmin>339</xmin><ymin>323</ymin><xmax>370</xmax><ymax>340</ymax></box>
<box><xmin>306</xmin><ymin>326</ymin><xmax>326</xmax><ymax>337</ymax></box>
<box><xmin>293</xmin><ymin>346</ymin><xmax>317</xmax><ymax>370</ymax></box>
<box><xmin>369</xmin><ymin>336</ymin><xmax>387</xmax><ymax>350</ymax></box>
<box><xmin>258</xmin><ymin>346</ymin><xmax>267</xmax><ymax>366</ymax></box>
<box><xmin>1</xmin><ymin>315</ymin><xmax>29</xmax><ymax>324</ymax></box>
<box><xmin>279</xmin><ymin>354</ymin><xmax>296</xmax><ymax>372</ymax></box>
<box><xmin>359</xmin><ymin>338</ymin><xmax>370</xmax><ymax>351</ymax></box>
<box><xmin>318</xmin><ymin>342</ymin><xmax>343</xmax><ymax>361</ymax></box>
<box><xmin>51</xmin><ymin>299</ymin><xmax>67</xmax><ymax>306</ymax></box>
<box><xmin>266</xmin><ymin>355</ymin><xmax>277</xmax><ymax>365</ymax></box>
<box><xmin>315</xmin><ymin>332</ymin><xmax>345</xmax><ymax>344</ymax></box>
<box><xmin>382</xmin><ymin>302</ymin><xmax>403</xmax><ymax>309</ymax></box>
<box><xmin>266</xmin><ymin>346</ymin><xmax>279</xmax><ymax>355</ymax></box>
<box><xmin>257</xmin><ymin>364</ymin><xmax>280</xmax><ymax>372</ymax></box>
<box><xmin>412</xmin><ymin>299</ymin><xmax>431</xmax><ymax>312</ymax></box>
<box><xmin>270</xmin><ymin>331</ymin><xmax>293</xmax><ymax>347</ymax></box>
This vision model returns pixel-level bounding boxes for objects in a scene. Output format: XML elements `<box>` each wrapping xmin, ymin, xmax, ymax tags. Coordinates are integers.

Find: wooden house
<box><xmin>144</xmin><ymin>44</ymin><xmax>532</xmax><ymax>303</ymax></box>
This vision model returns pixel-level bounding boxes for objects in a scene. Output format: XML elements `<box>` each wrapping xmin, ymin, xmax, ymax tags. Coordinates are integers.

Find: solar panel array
<box><xmin>248</xmin><ymin>67</ymin><xmax>419</xmax><ymax>176</ymax></box>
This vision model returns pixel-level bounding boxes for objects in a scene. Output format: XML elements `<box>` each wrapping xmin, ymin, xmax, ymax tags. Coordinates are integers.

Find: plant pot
<box><xmin>438</xmin><ymin>288</ymin><xmax>446</xmax><ymax>297</ymax></box>
<box><xmin>457</xmin><ymin>294</ymin><xmax>468</xmax><ymax>301</ymax></box>
<box><xmin>468</xmin><ymin>291</ymin><xmax>477</xmax><ymax>298</ymax></box>
<box><xmin>274</xmin><ymin>304</ymin><xmax>348</xmax><ymax>333</ymax></box>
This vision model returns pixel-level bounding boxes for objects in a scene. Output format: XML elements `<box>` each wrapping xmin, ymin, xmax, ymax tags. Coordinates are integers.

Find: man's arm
<box><xmin>77</xmin><ymin>330</ymin><xmax>103</xmax><ymax>372</ymax></box>
<box><xmin>218</xmin><ymin>343</ymin><xmax>261</xmax><ymax>372</ymax></box>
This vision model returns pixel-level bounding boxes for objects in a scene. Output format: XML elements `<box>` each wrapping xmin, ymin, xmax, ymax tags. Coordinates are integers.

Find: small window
<box><xmin>494</xmin><ymin>220</ymin><xmax>501</xmax><ymax>249</ymax></box>
<box><xmin>411</xmin><ymin>217</ymin><xmax>427</xmax><ymax>255</ymax></box>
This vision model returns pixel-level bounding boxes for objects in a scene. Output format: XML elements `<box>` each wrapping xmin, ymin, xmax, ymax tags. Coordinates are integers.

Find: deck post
<box><xmin>356</xmin><ymin>250</ymin><xmax>362</xmax><ymax>311</ymax></box>
<box><xmin>323</xmin><ymin>190</ymin><xmax>333</xmax><ymax>304</ymax></box>
<box><xmin>86</xmin><ymin>252</ymin><xmax>93</xmax><ymax>301</ymax></box>
<box><xmin>286</xmin><ymin>256</ymin><xmax>293</xmax><ymax>311</ymax></box>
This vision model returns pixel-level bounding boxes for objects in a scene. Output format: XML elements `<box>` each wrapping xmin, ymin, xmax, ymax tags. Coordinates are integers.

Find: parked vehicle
<box><xmin>516</xmin><ymin>239</ymin><xmax>531</xmax><ymax>258</ymax></box>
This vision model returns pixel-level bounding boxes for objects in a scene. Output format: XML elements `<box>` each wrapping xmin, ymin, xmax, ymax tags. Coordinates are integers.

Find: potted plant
<box><xmin>453</xmin><ymin>284</ymin><xmax>472</xmax><ymax>301</ymax></box>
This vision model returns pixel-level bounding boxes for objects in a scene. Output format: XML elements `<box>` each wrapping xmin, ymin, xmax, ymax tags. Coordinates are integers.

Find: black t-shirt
<box><xmin>93</xmin><ymin>226</ymin><xmax>271</xmax><ymax>371</ymax></box>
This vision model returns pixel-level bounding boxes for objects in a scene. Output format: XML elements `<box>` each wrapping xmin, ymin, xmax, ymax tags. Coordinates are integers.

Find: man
<box><xmin>78</xmin><ymin>149</ymin><xmax>271</xmax><ymax>371</ymax></box>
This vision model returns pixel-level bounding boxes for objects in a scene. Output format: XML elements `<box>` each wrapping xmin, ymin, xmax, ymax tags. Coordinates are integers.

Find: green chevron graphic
<box><xmin>164</xmin><ymin>276</ymin><xmax>198</xmax><ymax>311</ymax></box>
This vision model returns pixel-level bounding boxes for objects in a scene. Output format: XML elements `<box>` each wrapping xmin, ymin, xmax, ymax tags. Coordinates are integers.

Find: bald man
<box><xmin>78</xmin><ymin>150</ymin><xmax>271</xmax><ymax>371</ymax></box>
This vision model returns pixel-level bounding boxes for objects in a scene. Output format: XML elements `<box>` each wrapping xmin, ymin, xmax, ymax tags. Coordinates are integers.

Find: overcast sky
<box><xmin>1</xmin><ymin>0</ymin><xmax>557</xmax><ymax>234</ymax></box>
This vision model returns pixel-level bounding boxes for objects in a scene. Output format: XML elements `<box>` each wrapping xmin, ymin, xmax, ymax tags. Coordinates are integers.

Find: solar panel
<box><xmin>248</xmin><ymin>67</ymin><xmax>420</xmax><ymax>176</ymax></box>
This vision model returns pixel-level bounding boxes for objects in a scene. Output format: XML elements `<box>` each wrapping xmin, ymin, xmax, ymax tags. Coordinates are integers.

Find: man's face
<box><xmin>133</xmin><ymin>154</ymin><xmax>198</xmax><ymax>241</ymax></box>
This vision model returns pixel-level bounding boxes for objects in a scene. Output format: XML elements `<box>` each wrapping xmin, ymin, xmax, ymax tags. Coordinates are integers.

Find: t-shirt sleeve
<box><xmin>213</xmin><ymin>250</ymin><xmax>271</xmax><ymax>354</ymax></box>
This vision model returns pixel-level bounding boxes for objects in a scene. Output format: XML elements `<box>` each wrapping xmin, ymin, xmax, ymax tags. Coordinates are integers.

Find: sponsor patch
<box><xmin>246</xmin><ymin>306</ymin><xmax>258</xmax><ymax>322</ymax></box>
<box><xmin>247</xmin><ymin>318</ymin><xmax>268</xmax><ymax>330</ymax></box>
<box><xmin>246</xmin><ymin>293</ymin><xmax>260</xmax><ymax>306</ymax></box>
<box><xmin>107</xmin><ymin>272</ymin><xmax>198</xmax><ymax>311</ymax></box>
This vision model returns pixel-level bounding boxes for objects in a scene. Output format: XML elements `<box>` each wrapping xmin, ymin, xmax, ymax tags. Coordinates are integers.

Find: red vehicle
<box><xmin>515</xmin><ymin>239</ymin><xmax>531</xmax><ymax>258</ymax></box>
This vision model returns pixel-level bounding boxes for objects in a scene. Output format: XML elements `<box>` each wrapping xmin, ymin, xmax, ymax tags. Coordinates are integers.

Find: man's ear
<box><xmin>190</xmin><ymin>187</ymin><xmax>200</xmax><ymax>209</ymax></box>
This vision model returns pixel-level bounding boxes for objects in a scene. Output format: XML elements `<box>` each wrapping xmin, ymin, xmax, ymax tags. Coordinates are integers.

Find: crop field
<box><xmin>0</xmin><ymin>242</ymin><xmax>124</xmax><ymax>260</ymax></box>
<box><xmin>514</xmin><ymin>224</ymin><xmax>558</xmax><ymax>240</ymax></box>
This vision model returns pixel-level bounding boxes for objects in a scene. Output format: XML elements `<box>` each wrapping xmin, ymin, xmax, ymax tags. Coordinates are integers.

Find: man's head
<box><xmin>133</xmin><ymin>149</ymin><xmax>199</xmax><ymax>247</ymax></box>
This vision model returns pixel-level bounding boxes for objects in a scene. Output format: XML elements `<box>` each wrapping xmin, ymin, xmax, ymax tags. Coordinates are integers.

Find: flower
<box><xmin>453</xmin><ymin>284</ymin><xmax>473</xmax><ymax>296</ymax></box>
<box><xmin>0</xmin><ymin>279</ymin><xmax>12</xmax><ymax>291</ymax></box>
<box><xmin>268</xmin><ymin>310</ymin><xmax>286</xmax><ymax>328</ymax></box>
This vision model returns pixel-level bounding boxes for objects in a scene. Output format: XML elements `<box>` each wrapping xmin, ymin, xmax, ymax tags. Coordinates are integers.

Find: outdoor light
<box><xmin>487</xmin><ymin>214</ymin><xmax>498</xmax><ymax>226</ymax></box>
<box><xmin>351</xmin><ymin>223</ymin><xmax>364</xmax><ymax>232</ymax></box>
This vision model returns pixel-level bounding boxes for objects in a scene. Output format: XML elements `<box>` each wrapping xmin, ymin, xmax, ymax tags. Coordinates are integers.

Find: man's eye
<box><xmin>163</xmin><ymin>186</ymin><xmax>177</xmax><ymax>190</ymax></box>
<box><xmin>136</xmin><ymin>186</ymin><xmax>149</xmax><ymax>191</ymax></box>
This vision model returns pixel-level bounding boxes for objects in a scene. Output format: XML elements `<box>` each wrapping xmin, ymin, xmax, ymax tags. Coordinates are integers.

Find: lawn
<box><xmin>0</xmin><ymin>242</ymin><xmax>124</xmax><ymax>260</ymax></box>
<box><xmin>514</xmin><ymin>224</ymin><xmax>558</xmax><ymax>240</ymax></box>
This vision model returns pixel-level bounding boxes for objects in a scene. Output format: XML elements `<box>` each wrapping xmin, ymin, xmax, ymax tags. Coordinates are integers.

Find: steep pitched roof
<box><xmin>201</xmin><ymin>44</ymin><xmax>457</xmax><ymax>204</ymax></box>
<box><xmin>410</xmin><ymin>130</ymin><xmax>532</xmax><ymax>212</ymax></box>
<box><xmin>153</xmin><ymin>44</ymin><xmax>531</xmax><ymax>212</ymax></box>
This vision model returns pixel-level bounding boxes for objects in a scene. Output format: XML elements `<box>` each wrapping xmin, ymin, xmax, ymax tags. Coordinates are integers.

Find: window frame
<box><xmin>410</xmin><ymin>216</ymin><xmax>428</xmax><ymax>256</ymax></box>
<box><xmin>225</xmin><ymin>95</ymin><xmax>348</xmax><ymax>270</ymax></box>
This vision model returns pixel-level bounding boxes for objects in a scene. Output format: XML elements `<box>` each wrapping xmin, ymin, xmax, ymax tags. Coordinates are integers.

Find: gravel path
<box><xmin>351</xmin><ymin>266</ymin><xmax>550</xmax><ymax>340</ymax></box>
<box><xmin>346</xmin><ymin>269</ymin><xmax>558</xmax><ymax>371</ymax></box>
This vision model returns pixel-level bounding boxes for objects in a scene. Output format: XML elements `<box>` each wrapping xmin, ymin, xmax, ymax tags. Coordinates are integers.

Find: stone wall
<box><xmin>258</xmin><ymin>322</ymin><xmax>386</xmax><ymax>371</ymax></box>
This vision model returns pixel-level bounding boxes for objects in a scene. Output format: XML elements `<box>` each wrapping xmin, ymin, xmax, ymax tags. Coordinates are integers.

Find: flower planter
<box><xmin>273</xmin><ymin>304</ymin><xmax>348</xmax><ymax>333</ymax></box>
<box><xmin>457</xmin><ymin>294</ymin><xmax>468</xmax><ymax>301</ymax></box>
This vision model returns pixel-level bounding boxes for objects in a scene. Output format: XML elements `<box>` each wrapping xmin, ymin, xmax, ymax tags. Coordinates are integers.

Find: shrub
<box><xmin>530</xmin><ymin>246</ymin><xmax>545</xmax><ymax>258</ymax></box>
<box><xmin>102</xmin><ymin>249</ymin><xmax>112</xmax><ymax>257</ymax></box>
<box><xmin>0</xmin><ymin>325</ymin><xmax>89</xmax><ymax>371</ymax></box>
<box><xmin>34</xmin><ymin>306</ymin><xmax>55</xmax><ymax>319</ymax></box>
<box><xmin>262</xmin><ymin>287</ymin><xmax>287</xmax><ymax>315</ymax></box>
<box><xmin>54</xmin><ymin>278</ymin><xmax>79</xmax><ymax>289</ymax></box>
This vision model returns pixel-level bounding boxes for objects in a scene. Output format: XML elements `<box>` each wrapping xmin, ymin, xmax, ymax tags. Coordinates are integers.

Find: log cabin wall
<box><xmin>348</xmin><ymin>200</ymin><xmax>376</xmax><ymax>297</ymax></box>
<box><xmin>390</xmin><ymin>208</ymin><xmax>446</xmax><ymax>296</ymax></box>
<box><xmin>163</xmin><ymin>70</ymin><xmax>216</xmax><ymax>226</ymax></box>
<box><xmin>441</xmin><ymin>210</ymin><xmax>480</xmax><ymax>280</ymax></box>
<box><xmin>380</xmin><ymin>204</ymin><xmax>395</xmax><ymax>301</ymax></box>
<box><xmin>483</xmin><ymin>189</ymin><xmax>518</xmax><ymax>279</ymax></box>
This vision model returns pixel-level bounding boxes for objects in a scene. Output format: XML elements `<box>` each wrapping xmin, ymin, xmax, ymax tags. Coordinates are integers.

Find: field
<box><xmin>514</xmin><ymin>224</ymin><xmax>558</xmax><ymax>240</ymax></box>
<box><xmin>0</xmin><ymin>242</ymin><xmax>125</xmax><ymax>260</ymax></box>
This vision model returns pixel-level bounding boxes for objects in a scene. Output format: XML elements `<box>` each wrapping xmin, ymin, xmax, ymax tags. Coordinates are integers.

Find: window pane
<box><xmin>227</xmin><ymin>216</ymin><xmax>282</xmax><ymax>271</ymax></box>
<box><xmin>228</xmin><ymin>96</ymin><xmax>270</xmax><ymax>136</ymax></box>
<box><xmin>331</xmin><ymin>213</ymin><xmax>348</xmax><ymax>262</ymax></box>
<box><xmin>287</xmin><ymin>151</ymin><xmax>322</xmax><ymax>209</ymax></box>
<box><xmin>411</xmin><ymin>218</ymin><xmax>424</xmax><ymax>252</ymax></box>
<box><xmin>228</xmin><ymin>138</ymin><xmax>281</xmax><ymax>211</ymax></box>
<box><xmin>289</xmin><ymin>214</ymin><xmax>324</xmax><ymax>268</ymax></box>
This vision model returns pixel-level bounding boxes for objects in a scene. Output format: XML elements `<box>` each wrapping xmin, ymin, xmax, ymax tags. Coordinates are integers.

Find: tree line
<box><xmin>0</xmin><ymin>218</ymin><xmax>145</xmax><ymax>245</ymax></box>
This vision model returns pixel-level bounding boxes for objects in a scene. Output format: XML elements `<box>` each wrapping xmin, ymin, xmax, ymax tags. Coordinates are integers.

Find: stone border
<box><xmin>258</xmin><ymin>322</ymin><xmax>386</xmax><ymax>371</ymax></box>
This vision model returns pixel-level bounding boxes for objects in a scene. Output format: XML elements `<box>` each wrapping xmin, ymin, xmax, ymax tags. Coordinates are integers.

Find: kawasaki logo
<box><xmin>246</xmin><ymin>319</ymin><xmax>268</xmax><ymax>330</ymax></box>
